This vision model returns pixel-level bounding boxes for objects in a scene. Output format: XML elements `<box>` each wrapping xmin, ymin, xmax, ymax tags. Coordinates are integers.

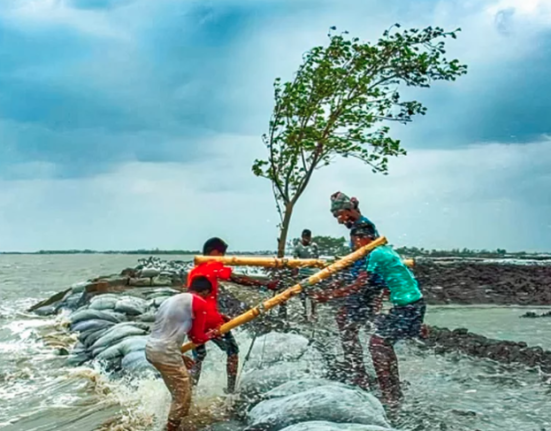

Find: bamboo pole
<box><xmin>182</xmin><ymin>236</ymin><xmax>388</xmax><ymax>353</ymax></box>
<box><xmin>193</xmin><ymin>255</ymin><xmax>327</xmax><ymax>268</ymax></box>
<box><xmin>193</xmin><ymin>255</ymin><xmax>414</xmax><ymax>268</ymax></box>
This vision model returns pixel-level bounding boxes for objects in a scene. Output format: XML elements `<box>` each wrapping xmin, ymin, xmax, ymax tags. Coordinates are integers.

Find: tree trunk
<box><xmin>277</xmin><ymin>203</ymin><xmax>294</xmax><ymax>258</ymax></box>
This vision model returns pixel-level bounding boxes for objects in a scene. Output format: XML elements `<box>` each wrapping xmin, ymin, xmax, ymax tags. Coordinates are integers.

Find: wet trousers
<box><xmin>335</xmin><ymin>305</ymin><xmax>370</xmax><ymax>389</ymax></box>
<box><xmin>146</xmin><ymin>348</ymin><xmax>192</xmax><ymax>430</ymax></box>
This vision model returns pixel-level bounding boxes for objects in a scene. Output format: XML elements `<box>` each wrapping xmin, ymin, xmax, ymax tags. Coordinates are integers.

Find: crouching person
<box><xmin>146</xmin><ymin>276</ymin><xmax>217</xmax><ymax>431</ymax></box>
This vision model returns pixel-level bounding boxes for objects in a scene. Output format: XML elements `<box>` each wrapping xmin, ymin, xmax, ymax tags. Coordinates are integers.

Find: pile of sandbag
<box><xmin>227</xmin><ymin>332</ymin><xmax>396</xmax><ymax>431</ymax></box>
<box><xmin>65</xmin><ymin>290</ymin><xmax>179</xmax><ymax>375</ymax></box>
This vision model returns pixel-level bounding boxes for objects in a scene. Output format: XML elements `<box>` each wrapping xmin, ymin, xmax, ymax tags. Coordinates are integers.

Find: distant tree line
<box><xmin>392</xmin><ymin>246</ymin><xmax>545</xmax><ymax>259</ymax></box>
<box><xmin>287</xmin><ymin>237</ymin><xmax>548</xmax><ymax>259</ymax></box>
<box><xmin>1</xmin><ymin>240</ymin><xmax>547</xmax><ymax>258</ymax></box>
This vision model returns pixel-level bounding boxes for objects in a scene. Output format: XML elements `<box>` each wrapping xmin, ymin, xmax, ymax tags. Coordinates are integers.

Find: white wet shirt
<box><xmin>146</xmin><ymin>292</ymin><xmax>208</xmax><ymax>360</ymax></box>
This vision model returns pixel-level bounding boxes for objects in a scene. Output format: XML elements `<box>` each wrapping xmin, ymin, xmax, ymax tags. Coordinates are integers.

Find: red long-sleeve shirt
<box><xmin>187</xmin><ymin>261</ymin><xmax>233</xmax><ymax>330</ymax></box>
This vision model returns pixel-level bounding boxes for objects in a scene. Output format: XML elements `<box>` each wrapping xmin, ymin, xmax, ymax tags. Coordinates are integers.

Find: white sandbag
<box><xmin>71</xmin><ymin>319</ymin><xmax>115</xmax><ymax>333</ymax></box>
<box><xmin>247</xmin><ymin>385</ymin><xmax>390</xmax><ymax>431</ymax></box>
<box><xmin>70</xmin><ymin>309</ymin><xmax>125</xmax><ymax>325</ymax></box>
<box><xmin>90</xmin><ymin>324</ymin><xmax>147</xmax><ymax>355</ymax></box>
<box><xmin>89</xmin><ymin>295</ymin><xmax>119</xmax><ymax>311</ymax></box>
<box><xmin>246</xmin><ymin>332</ymin><xmax>310</xmax><ymax>367</ymax></box>
<box><xmin>239</xmin><ymin>360</ymin><xmax>323</xmax><ymax>397</ymax></box>
<box><xmin>95</xmin><ymin>336</ymin><xmax>148</xmax><ymax>361</ymax></box>
<box><xmin>262</xmin><ymin>379</ymin><xmax>354</xmax><ymax>399</ymax></box>
<box><xmin>279</xmin><ymin>422</ymin><xmax>395</xmax><ymax>431</ymax></box>
<box><xmin>114</xmin><ymin>297</ymin><xmax>148</xmax><ymax>316</ymax></box>
<box><xmin>140</xmin><ymin>268</ymin><xmax>160</xmax><ymax>278</ymax></box>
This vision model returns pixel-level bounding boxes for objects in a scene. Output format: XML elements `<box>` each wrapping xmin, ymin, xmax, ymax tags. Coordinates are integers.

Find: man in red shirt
<box><xmin>146</xmin><ymin>276</ymin><xmax>218</xmax><ymax>431</ymax></box>
<box><xmin>186</xmin><ymin>237</ymin><xmax>280</xmax><ymax>393</ymax></box>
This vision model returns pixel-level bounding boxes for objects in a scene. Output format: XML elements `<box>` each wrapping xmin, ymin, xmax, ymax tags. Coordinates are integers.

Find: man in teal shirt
<box><xmin>312</xmin><ymin>223</ymin><xmax>425</xmax><ymax>408</ymax></box>
<box><xmin>355</xmin><ymin>224</ymin><xmax>425</xmax><ymax>408</ymax></box>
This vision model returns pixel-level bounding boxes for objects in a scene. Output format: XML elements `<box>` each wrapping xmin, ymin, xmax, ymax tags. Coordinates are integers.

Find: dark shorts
<box><xmin>375</xmin><ymin>299</ymin><xmax>426</xmax><ymax>343</ymax></box>
<box><xmin>338</xmin><ymin>301</ymin><xmax>377</xmax><ymax>324</ymax></box>
<box><xmin>192</xmin><ymin>331</ymin><xmax>239</xmax><ymax>360</ymax></box>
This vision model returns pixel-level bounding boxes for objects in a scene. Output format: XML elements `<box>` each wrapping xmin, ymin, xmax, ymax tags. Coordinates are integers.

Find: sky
<box><xmin>0</xmin><ymin>0</ymin><xmax>550</xmax><ymax>252</ymax></box>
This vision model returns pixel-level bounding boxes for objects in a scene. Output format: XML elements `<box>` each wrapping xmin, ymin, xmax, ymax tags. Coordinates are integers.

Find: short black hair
<box><xmin>203</xmin><ymin>237</ymin><xmax>228</xmax><ymax>255</ymax></box>
<box><xmin>350</xmin><ymin>222</ymin><xmax>377</xmax><ymax>239</ymax></box>
<box><xmin>302</xmin><ymin>229</ymin><xmax>312</xmax><ymax>237</ymax></box>
<box><xmin>189</xmin><ymin>276</ymin><xmax>213</xmax><ymax>294</ymax></box>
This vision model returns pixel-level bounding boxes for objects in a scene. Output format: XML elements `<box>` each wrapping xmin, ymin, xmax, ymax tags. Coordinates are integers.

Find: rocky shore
<box><xmin>414</xmin><ymin>260</ymin><xmax>551</xmax><ymax>305</ymax></box>
<box><xmin>424</xmin><ymin>326</ymin><xmax>551</xmax><ymax>374</ymax></box>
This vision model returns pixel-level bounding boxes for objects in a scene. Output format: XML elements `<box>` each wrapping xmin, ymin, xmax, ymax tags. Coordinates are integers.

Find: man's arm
<box><xmin>230</xmin><ymin>273</ymin><xmax>280</xmax><ymax>291</ymax></box>
<box><xmin>310</xmin><ymin>270</ymin><xmax>383</xmax><ymax>303</ymax></box>
<box><xmin>187</xmin><ymin>297</ymin><xmax>211</xmax><ymax>345</ymax></box>
<box><xmin>310</xmin><ymin>272</ymin><xmax>366</xmax><ymax>303</ymax></box>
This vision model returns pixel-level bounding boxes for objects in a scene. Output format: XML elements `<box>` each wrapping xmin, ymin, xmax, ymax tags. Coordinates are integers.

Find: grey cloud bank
<box><xmin>0</xmin><ymin>0</ymin><xmax>550</xmax><ymax>251</ymax></box>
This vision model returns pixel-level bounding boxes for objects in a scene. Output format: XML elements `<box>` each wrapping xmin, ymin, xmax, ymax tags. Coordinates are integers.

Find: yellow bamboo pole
<box><xmin>194</xmin><ymin>255</ymin><xmax>414</xmax><ymax>268</ymax></box>
<box><xmin>182</xmin><ymin>236</ymin><xmax>388</xmax><ymax>353</ymax></box>
<box><xmin>193</xmin><ymin>255</ymin><xmax>327</xmax><ymax>268</ymax></box>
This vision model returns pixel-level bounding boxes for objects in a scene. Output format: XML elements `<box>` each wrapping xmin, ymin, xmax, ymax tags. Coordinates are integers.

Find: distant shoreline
<box><xmin>0</xmin><ymin>250</ymin><xmax>549</xmax><ymax>259</ymax></box>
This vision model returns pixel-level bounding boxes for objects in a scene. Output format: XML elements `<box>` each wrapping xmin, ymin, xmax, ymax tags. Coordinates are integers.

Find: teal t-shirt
<box><xmin>366</xmin><ymin>245</ymin><xmax>422</xmax><ymax>306</ymax></box>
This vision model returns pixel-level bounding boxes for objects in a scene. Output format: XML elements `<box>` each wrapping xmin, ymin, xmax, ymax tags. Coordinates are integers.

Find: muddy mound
<box><xmin>415</xmin><ymin>262</ymin><xmax>551</xmax><ymax>305</ymax></box>
<box><xmin>423</xmin><ymin>326</ymin><xmax>551</xmax><ymax>373</ymax></box>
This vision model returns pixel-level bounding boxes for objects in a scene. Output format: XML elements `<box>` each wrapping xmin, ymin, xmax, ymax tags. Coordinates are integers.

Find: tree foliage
<box><xmin>252</xmin><ymin>25</ymin><xmax>467</xmax><ymax>256</ymax></box>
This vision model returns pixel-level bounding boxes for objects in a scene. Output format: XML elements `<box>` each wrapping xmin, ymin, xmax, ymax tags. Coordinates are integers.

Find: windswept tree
<box><xmin>252</xmin><ymin>25</ymin><xmax>467</xmax><ymax>257</ymax></box>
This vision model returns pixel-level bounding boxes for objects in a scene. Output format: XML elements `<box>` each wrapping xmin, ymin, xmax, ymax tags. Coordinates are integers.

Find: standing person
<box><xmin>145</xmin><ymin>276</ymin><xmax>217</xmax><ymax>431</ymax></box>
<box><xmin>293</xmin><ymin>229</ymin><xmax>320</xmax><ymax>320</ymax></box>
<box><xmin>309</xmin><ymin>238</ymin><xmax>385</xmax><ymax>389</ymax></box>
<box><xmin>186</xmin><ymin>237</ymin><xmax>280</xmax><ymax>394</ymax></box>
<box><xmin>346</xmin><ymin>224</ymin><xmax>425</xmax><ymax>408</ymax></box>
<box><xmin>293</xmin><ymin>229</ymin><xmax>320</xmax><ymax>260</ymax></box>
<box><xmin>330</xmin><ymin>191</ymin><xmax>379</xmax><ymax>241</ymax></box>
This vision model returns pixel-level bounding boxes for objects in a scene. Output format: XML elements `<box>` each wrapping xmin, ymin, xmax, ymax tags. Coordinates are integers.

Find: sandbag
<box><xmin>144</xmin><ymin>288</ymin><xmax>180</xmax><ymax>298</ymax></box>
<box><xmin>66</xmin><ymin>352</ymin><xmax>90</xmax><ymax>366</ymax></box>
<box><xmin>140</xmin><ymin>268</ymin><xmax>160</xmax><ymax>278</ymax></box>
<box><xmin>152</xmin><ymin>276</ymin><xmax>173</xmax><ymax>286</ymax></box>
<box><xmin>247</xmin><ymin>385</ymin><xmax>390</xmax><ymax>431</ymax></box>
<box><xmin>34</xmin><ymin>305</ymin><xmax>57</xmax><ymax>316</ymax></box>
<box><xmin>120</xmin><ymin>350</ymin><xmax>156</xmax><ymax>374</ymax></box>
<box><xmin>239</xmin><ymin>361</ymin><xmax>323</xmax><ymax>398</ymax></box>
<box><xmin>60</xmin><ymin>293</ymin><xmax>84</xmax><ymax>310</ymax></box>
<box><xmin>247</xmin><ymin>333</ymin><xmax>310</xmax><ymax>367</ymax></box>
<box><xmin>203</xmin><ymin>421</ymin><xmax>244</xmax><ymax>431</ymax></box>
<box><xmin>72</xmin><ymin>342</ymin><xmax>86</xmax><ymax>353</ymax></box>
<box><xmin>80</xmin><ymin>327</ymin><xmax>111</xmax><ymax>348</ymax></box>
<box><xmin>114</xmin><ymin>297</ymin><xmax>148</xmax><ymax>316</ymax></box>
<box><xmin>114</xmin><ymin>321</ymin><xmax>151</xmax><ymax>331</ymax></box>
<box><xmin>89</xmin><ymin>296</ymin><xmax>119</xmax><ymax>311</ymax></box>
<box><xmin>90</xmin><ymin>324</ymin><xmax>147</xmax><ymax>355</ymax></box>
<box><xmin>71</xmin><ymin>319</ymin><xmax>115</xmax><ymax>333</ymax></box>
<box><xmin>137</xmin><ymin>312</ymin><xmax>157</xmax><ymax>322</ymax></box>
<box><xmin>279</xmin><ymin>422</ymin><xmax>394</xmax><ymax>431</ymax></box>
<box><xmin>70</xmin><ymin>281</ymin><xmax>90</xmax><ymax>294</ymax></box>
<box><xmin>95</xmin><ymin>336</ymin><xmax>148</xmax><ymax>361</ymax></box>
<box><xmin>262</xmin><ymin>379</ymin><xmax>354</xmax><ymax>400</ymax></box>
<box><xmin>70</xmin><ymin>309</ymin><xmax>125</xmax><ymax>325</ymax></box>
